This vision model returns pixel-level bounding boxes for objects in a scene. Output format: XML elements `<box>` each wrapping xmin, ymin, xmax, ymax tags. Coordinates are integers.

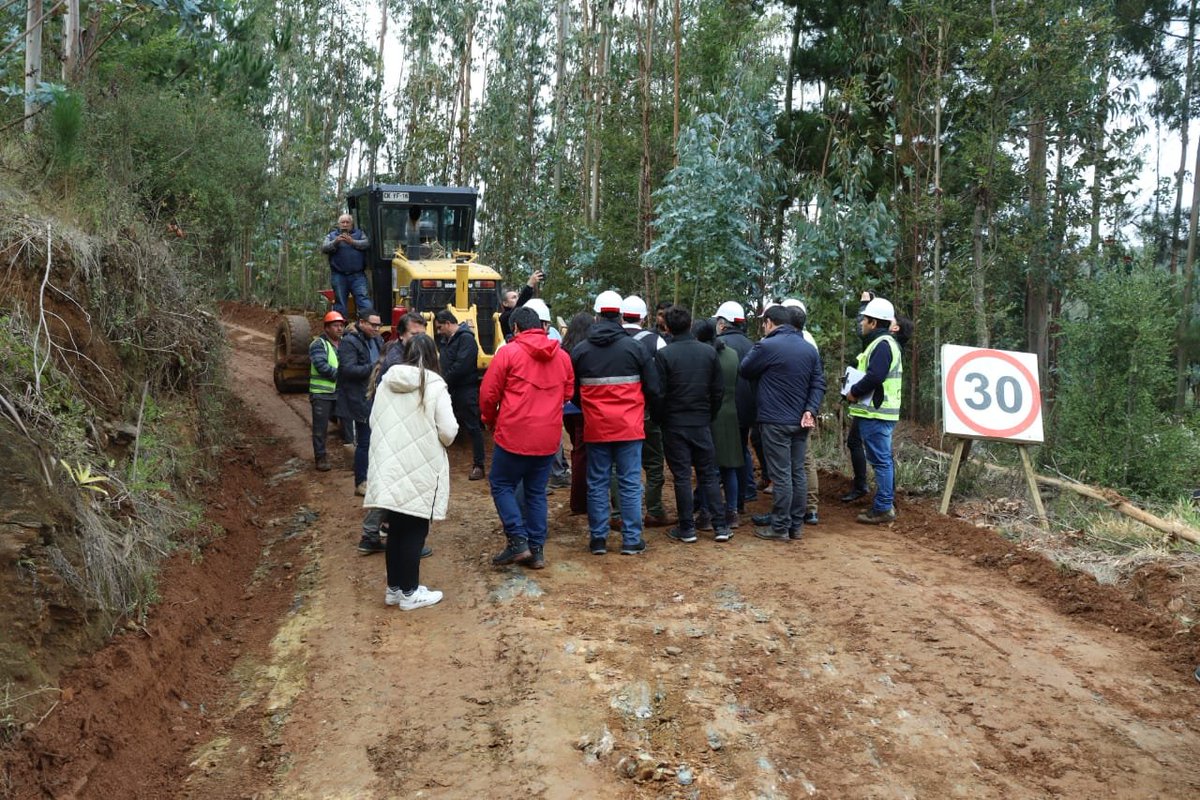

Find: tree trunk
<box><xmin>638</xmin><ymin>0</ymin><xmax>657</xmax><ymax>253</ymax></box>
<box><xmin>62</xmin><ymin>0</ymin><xmax>79</xmax><ymax>82</ymax></box>
<box><xmin>1087</xmin><ymin>53</ymin><xmax>1110</xmax><ymax>262</ymax></box>
<box><xmin>773</xmin><ymin>5</ymin><xmax>803</xmax><ymax>283</ymax></box>
<box><xmin>552</xmin><ymin>0</ymin><xmax>568</xmax><ymax>193</ymax></box>
<box><xmin>367</xmin><ymin>0</ymin><xmax>387</xmax><ymax>183</ymax></box>
<box><xmin>1177</xmin><ymin>120</ymin><xmax>1200</xmax><ymax>410</ymax></box>
<box><xmin>456</xmin><ymin>10</ymin><xmax>475</xmax><ymax>187</ymax></box>
<box><xmin>931</xmin><ymin>19</ymin><xmax>944</xmax><ymax>433</ymax></box>
<box><xmin>1026</xmin><ymin>115</ymin><xmax>1051</xmax><ymax>391</ymax></box>
<box><xmin>1172</xmin><ymin>0</ymin><xmax>1197</xmax><ymax>275</ymax></box>
<box><xmin>672</xmin><ymin>0</ymin><xmax>680</xmax><ymax>165</ymax></box>
<box><xmin>579</xmin><ymin>0</ymin><xmax>592</xmax><ymax>219</ymax></box>
<box><xmin>24</xmin><ymin>0</ymin><xmax>44</xmax><ymax>132</ymax></box>
<box><xmin>589</xmin><ymin>0</ymin><xmax>614</xmax><ymax>226</ymax></box>
<box><xmin>971</xmin><ymin>194</ymin><xmax>989</xmax><ymax>347</ymax></box>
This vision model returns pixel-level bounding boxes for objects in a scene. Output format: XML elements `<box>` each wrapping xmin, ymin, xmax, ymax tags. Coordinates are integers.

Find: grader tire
<box><xmin>273</xmin><ymin>363</ymin><xmax>309</xmax><ymax>394</ymax></box>
<box><xmin>275</xmin><ymin>314</ymin><xmax>313</xmax><ymax>368</ymax></box>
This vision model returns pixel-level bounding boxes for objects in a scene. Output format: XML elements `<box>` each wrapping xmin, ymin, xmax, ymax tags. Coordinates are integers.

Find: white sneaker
<box><xmin>385</xmin><ymin>585</ymin><xmax>443</xmax><ymax>610</ymax></box>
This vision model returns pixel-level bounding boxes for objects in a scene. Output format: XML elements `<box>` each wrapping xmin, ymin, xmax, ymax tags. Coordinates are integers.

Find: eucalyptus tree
<box><xmin>643</xmin><ymin>96</ymin><xmax>781</xmax><ymax>313</ymax></box>
<box><xmin>471</xmin><ymin>0</ymin><xmax>553</xmax><ymax>273</ymax></box>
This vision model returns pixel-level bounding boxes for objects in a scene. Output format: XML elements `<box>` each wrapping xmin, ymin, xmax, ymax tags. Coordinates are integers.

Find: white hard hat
<box><xmin>781</xmin><ymin>298</ymin><xmax>807</xmax><ymax>314</ymax></box>
<box><xmin>714</xmin><ymin>301</ymin><xmax>745</xmax><ymax>323</ymax></box>
<box><xmin>862</xmin><ymin>297</ymin><xmax>896</xmax><ymax>322</ymax></box>
<box><xmin>523</xmin><ymin>298</ymin><xmax>552</xmax><ymax>323</ymax></box>
<box><xmin>593</xmin><ymin>290</ymin><xmax>623</xmax><ymax>314</ymax></box>
<box><xmin>620</xmin><ymin>295</ymin><xmax>648</xmax><ymax>320</ymax></box>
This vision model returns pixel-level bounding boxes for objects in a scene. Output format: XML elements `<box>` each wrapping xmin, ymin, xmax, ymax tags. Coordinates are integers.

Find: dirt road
<box><xmin>7</xmin><ymin>304</ymin><xmax>1200</xmax><ymax>798</ymax></box>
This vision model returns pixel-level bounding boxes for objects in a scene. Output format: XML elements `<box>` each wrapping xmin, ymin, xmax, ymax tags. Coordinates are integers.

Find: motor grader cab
<box><xmin>273</xmin><ymin>184</ymin><xmax>505</xmax><ymax>393</ymax></box>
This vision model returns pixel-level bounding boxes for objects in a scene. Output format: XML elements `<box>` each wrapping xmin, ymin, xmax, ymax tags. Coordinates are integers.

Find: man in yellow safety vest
<box><xmin>846</xmin><ymin>297</ymin><xmax>902</xmax><ymax>524</ymax></box>
<box><xmin>310</xmin><ymin>310</ymin><xmax>345</xmax><ymax>471</ymax></box>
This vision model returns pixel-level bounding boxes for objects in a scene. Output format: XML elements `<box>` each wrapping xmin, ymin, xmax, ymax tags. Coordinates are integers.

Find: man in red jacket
<box><xmin>480</xmin><ymin>306</ymin><xmax>575</xmax><ymax>569</ymax></box>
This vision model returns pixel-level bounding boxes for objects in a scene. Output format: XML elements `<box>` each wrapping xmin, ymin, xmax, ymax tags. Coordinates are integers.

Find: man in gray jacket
<box><xmin>320</xmin><ymin>213</ymin><xmax>372</xmax><ymax>318</ymax></box>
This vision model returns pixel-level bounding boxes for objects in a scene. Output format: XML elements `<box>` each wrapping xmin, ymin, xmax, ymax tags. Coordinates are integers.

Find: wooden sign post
<box><xmin>938</xmin><ymin>345</ymin><xmax>1048</xmax><ymax>529</ymax></box>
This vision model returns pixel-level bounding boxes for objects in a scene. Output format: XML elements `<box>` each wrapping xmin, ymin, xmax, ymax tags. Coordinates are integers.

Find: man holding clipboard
<box><xmin>845</xmin><ymin>297</ymin><xmax>902</xmax><ymax>524</ymax></box>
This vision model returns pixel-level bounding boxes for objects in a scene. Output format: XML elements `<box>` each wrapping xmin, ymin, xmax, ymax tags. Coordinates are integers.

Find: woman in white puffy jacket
<box><xmin>364</xmin><ymin>334</ymin><xmax>459</xmax><ymax>610</ymax></box>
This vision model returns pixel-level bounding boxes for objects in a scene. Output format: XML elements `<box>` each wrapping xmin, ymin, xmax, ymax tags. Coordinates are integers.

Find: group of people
<box><xmin>475</xmin><ymin>287</ymin><xmax>907</xmax><ymax>569</ymax></box>
<box><xmin>307</xmin><ymin>270</ymin><xmax>909</xmax><ymax>611</ymax></box>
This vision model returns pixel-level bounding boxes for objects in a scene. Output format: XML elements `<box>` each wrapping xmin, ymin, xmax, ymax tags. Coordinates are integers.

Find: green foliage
<box><xmin>1051</xmin><ymin>267</ymin><xmax>1200</xmax><ymax>500</ymax></box>
<box><xmin>644</xmin><ymin>97</ymin><xmax>781</xmax><ymax>310</ymax></box>
<box><xmin>47</xmin><ymin>88</ymin><xmax>85</xmax><ymax>177</ymax></box>
<box><xmin>0</xmin><ymin>314</ymin><xmax>92</xmax><ymax>464</ymax></box>
<box><xmin>78</xmin><ymin>81</ymin><xmax>267</xmax><ymax>257</ymax></box>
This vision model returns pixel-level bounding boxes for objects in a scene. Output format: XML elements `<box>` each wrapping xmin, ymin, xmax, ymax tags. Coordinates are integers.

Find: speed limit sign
<box><xmin>941</xmin><ymin>345</ymin><xmax>1044</xmax><ymax>443</ymax></box>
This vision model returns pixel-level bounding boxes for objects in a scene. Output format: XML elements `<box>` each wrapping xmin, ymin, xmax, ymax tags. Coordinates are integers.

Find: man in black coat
<box><xmin>654</xmin><ymin>305</ymin><xmax>730</xmax><ymax>543</ymax></box>
<box><xmin>337</xmin><ymin>312</ymin><xmax>384</xmax><ymax>494</ymax></box>
<box><xmin>435</xmin><ymin>309</ymin><xmax>486</xmax><ymax>479</ymax></box>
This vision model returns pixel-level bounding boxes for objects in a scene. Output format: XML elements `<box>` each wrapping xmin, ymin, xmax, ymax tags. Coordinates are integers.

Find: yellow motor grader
<box><xmin>273</xmin><ymin>184</ymin><xmax>505</xmax><ymax>392</ymax></box>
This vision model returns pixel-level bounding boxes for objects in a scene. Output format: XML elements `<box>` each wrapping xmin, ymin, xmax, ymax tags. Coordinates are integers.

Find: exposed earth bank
<box><xmin>4</xmin><ymin>302</ymin><xmax>1200</xmax><ymax>799</ymax></box>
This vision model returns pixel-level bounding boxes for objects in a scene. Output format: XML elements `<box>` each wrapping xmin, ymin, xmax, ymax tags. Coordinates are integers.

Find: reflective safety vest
<box><xmin>848</xmin><ymin>334</ymin><xmax>901</xmax><ymax>421</ymax></box>
<box><xmin>309</xmin><ymin>337</ymin><xmax>338</xmax><ymax>395</ymax></box>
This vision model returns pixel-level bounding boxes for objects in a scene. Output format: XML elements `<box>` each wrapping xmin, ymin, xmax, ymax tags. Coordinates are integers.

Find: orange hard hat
<box><xmin>323</xmin><ymin>311</ymin><xmax>346</xmax><ymax>324</ymax></box>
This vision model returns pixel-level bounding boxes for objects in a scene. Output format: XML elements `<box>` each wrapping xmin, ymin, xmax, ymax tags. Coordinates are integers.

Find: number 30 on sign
<box><xmin>941</xmin><ymin>345</ymin><xmax>1044</xmax><ymax>443</ymax></box>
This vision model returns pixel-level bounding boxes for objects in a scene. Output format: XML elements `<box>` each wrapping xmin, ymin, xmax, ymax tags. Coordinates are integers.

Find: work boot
<box><xmin>469</xmin><ymin>464</ymin><xmax>485</xmax><ymax>481</ymax></box>
<box><xmin>357</xmin><ymin>534</ymin><xmax>385</xmax><ymax>555</ymax></box>
<box><xmin>840</xmin><ymin>487</ymin><xmax>868</xmax><ymax>503</ymax></box>
<box><xmin>643</xmin><ymin>512</ymin><xmax>671</xmax><ymax>528</ymax></box>
<box><xmin>315</xmin><ymin>455</ymin><xmax>331</xmax><ymax>472</ymax></box>
<box><xmin>856</xmin><ymin>508</ymin><xmax>897</xmax><ymax>525</ymax></box>
<box><xmin>526</xmin><ymin>545</ymin><xmax>546</xmax><ymax>570</ymax></box>
<box><xmin>753</xmin><ymin>527</ymin><xmax>790</xmax><ymax>542</ymax></box>
<box><xmin>492</xmin><ymin>537</ymin><xmax>532</xmax><ymax>565</ymax></box>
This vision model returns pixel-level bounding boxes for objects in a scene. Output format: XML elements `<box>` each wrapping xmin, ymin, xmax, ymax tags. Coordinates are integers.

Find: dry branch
<box><xmin>920</xmin><ymin>443</ymin><xmax>1200</xmax><ymax>545</ymax></box>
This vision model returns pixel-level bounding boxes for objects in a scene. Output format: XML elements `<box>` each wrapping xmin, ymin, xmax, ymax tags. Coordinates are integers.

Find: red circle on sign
<box><xmin>945</xmin><ymin>349</ymin><xmax>1041</xmax><ymax>438</ymax></box>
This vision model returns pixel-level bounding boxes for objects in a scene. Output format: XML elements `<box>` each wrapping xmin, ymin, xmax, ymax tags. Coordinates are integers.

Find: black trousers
<box><xmin>385</xmin><ymin>511</ymin><xmax>430</xmax><ymax>592</ymax></box>
<box><xmin>451</xmin><ymin>386</ymin><xmax>486</xmax><ymax>466</ymax></box>
<box><xmin>846</xmin><ymin>417</ymin><xmax>868</xmax><ymax>491</ymax></box>
<box><xmin>663</xmin><ymin>424</ymin><xmax>722</xmax><ymax>534</ymax></box>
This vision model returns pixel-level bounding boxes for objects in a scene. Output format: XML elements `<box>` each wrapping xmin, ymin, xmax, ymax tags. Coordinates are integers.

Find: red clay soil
<box><xmin>0</xmin><ymin>406</ymin><xmax>311</xmax><ymax>799</ymax></box>
<box><xmin>829</xmin><ymin>472</ymin><xmax>1200</xmax><ymax>670</ymax></box>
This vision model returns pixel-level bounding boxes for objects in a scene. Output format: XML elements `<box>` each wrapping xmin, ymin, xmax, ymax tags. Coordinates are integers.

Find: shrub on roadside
<box><xmin>1050</xmin><ymin>267</ymin><xmax>1200</xmax><ymax>500</ymax></box>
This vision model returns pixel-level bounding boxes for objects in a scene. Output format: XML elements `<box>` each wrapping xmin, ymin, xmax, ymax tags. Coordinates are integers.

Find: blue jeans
<box><xmin>352</xmin><ymin>419</ymin><xmax>370</xmax><ymax>486</ymax></box>
<box><xmin>587</xmin><ymin>440</ymin><xmax>643</xmax><ymax>545</ymax></box>
<box><xmin>489</xmin><ymin>444</ymin><xmax>554</xmax><ymax>547</ymax></box>
<box><xmin>330</xmin><ymin>270</ymin><xmax>372</xmax><ymax>317</ymax></box>
<box><xmin>857</xmin><ymin>418</ymin><xmax>896</xmax><ymax>512</ymax></box>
